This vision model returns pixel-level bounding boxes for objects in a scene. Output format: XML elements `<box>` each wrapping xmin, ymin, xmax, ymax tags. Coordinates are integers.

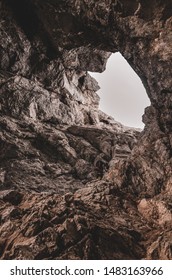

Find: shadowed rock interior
<box><xmin>0</xmin><ymin>0</ymin><xmax>172</xmax><ymax>260</ymax></box>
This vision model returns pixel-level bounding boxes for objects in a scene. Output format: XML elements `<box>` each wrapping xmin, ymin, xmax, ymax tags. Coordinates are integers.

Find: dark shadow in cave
<box><xmin>5</xmin><ymin>0</ymin><xmax>58</xmax><ymax>59</ymax></box>
<box><xmin>5</xmin><ymin>0</ymin><xmax>38</xmax><ymax>40</ymax></box>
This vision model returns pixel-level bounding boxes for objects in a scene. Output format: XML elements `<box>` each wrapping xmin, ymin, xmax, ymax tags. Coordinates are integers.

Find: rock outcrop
<box><xmin>0</xmin><ymin>0</ymin><xmax>172</xmax><ymax>259</ymax></box>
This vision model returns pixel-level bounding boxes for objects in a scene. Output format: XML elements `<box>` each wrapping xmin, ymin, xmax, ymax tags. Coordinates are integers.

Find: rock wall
<box><xmin>0</xmin><ymin>0</ymin><xmax>172</xmax><ymax>259</ymax></box>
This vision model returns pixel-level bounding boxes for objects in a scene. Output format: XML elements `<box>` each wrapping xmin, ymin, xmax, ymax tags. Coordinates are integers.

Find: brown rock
<box><xmin>0</xmin><ymin>0</ymin><xmax>171</xmax><ymax>260</ymax></box>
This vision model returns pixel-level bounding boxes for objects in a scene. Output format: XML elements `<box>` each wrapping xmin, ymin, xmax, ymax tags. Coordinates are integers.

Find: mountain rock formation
<box><xmin>0</xmin><ymin>0</ymin><xmax>172</xmax><ymax>259</ymax></box>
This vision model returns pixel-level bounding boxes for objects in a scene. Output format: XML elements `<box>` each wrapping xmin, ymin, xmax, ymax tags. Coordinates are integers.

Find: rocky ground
<box><xmin>0</xmin><ymin>0</ymin><xmax>172</xmax><ymax>259</ymax></box>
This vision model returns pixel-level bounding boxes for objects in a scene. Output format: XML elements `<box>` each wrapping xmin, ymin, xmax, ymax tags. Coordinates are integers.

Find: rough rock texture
<box><xmin>0</xmin><ymin>0</ymin><xmax>172</xmax><ymax>259</ymax></box>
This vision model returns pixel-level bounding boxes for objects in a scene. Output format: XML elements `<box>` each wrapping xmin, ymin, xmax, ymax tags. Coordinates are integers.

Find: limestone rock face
<box><xmin>0</xmin><ymin>0</ymin><xmax>172</xmax><ymax>259</ymax></box>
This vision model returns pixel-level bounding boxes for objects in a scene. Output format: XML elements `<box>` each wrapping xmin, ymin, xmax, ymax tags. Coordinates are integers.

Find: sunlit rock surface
<box><xmin>0</xmin><ymin>0</ymin><xmax>172</xmax><ymax>259</ymax></box>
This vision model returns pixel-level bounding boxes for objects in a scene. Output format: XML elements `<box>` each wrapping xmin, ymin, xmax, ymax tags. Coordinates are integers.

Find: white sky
<box><xmin>90</xmin><ymin>52</ymin><xmax>150</xmax><ymax>128</ymax></box>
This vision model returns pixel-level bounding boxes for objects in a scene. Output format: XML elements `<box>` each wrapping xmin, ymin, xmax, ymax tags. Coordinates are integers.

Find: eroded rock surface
<box><xmin>0</xmin><ymin>0</ymin><xmax>172</xmax><ymax>259</ymax></box>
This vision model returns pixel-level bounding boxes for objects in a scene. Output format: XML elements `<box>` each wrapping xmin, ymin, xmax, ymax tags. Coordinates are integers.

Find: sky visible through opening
<box><xmin>90</xmin><ymin>52</ymin><xmax>150</xmax><ymax>128</ymax></box>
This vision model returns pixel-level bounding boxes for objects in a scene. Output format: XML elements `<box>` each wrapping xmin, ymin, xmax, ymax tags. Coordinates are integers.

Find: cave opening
<box><xmin>90</xmin><ymin>52</ymin><xmax>150</xmax><ymax>129</ymax></box>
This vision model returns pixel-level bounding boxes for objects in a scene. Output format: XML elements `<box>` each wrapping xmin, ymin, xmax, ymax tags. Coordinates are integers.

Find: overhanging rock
<box><xmin>0</xmin><ymin>0</ymin><xmax>172</xmax><ymax>260</ymax></box>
